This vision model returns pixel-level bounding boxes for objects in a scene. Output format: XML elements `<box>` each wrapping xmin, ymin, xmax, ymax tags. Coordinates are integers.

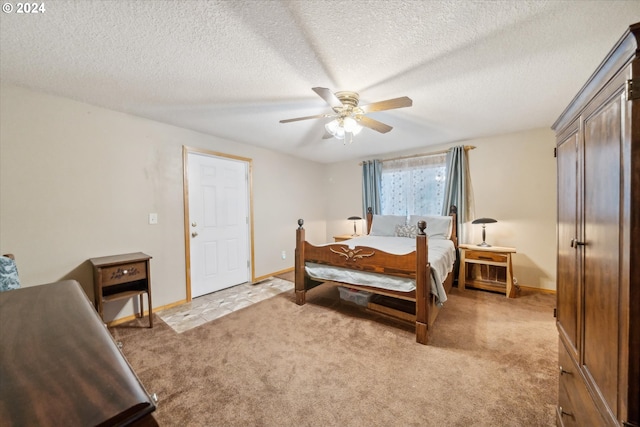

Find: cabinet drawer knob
<box><xmin>122</xmin><ymin>269</ymin><xmax>128</xmax><ymax>275</ymax></box>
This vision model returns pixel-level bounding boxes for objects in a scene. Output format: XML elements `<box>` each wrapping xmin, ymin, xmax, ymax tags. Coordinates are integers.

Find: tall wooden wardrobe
<box><xmin>552</xmin><ymin>23</ymin><xmax>639</xmax><ymax>426</ymax></box>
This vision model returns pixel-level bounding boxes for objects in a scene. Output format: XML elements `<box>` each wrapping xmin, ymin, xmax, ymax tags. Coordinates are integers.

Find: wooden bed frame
<box><xmin>295</xmin><ymin>206</ymin><xmax>458</xmax><ymax>345</ymax></box>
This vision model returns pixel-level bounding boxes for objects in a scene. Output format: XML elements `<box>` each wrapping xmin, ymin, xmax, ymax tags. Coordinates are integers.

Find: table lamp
<box><xmin>472</xmin><ymin>217</ymin><xmax>497</xmax><ymax>247</ymax></box>
<box><xmin>347</xmin><ymin>216</ymin><xmax>362</xmax><ymax>236</ymax></box>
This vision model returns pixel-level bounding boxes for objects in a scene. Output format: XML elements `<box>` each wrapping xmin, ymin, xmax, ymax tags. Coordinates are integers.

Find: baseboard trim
<box><xmin>519</xmin><ymin>285</ymin><xmax>556</xmax><ymax>295</ymax></box>
<box><xmin>254</xmin><ymin>267</ymin><xmax>294</xmax><ymax>283</ymax></box>
<box><xmin>106</xmin><ymin>299</ymin><xmax>187</xmax><ymax>327</ymax></box>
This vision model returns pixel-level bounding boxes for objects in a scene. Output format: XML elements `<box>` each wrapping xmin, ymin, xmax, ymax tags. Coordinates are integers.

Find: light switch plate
<box><xmin>149</xmin><ymin>213</ymin><xmax>158</xmax><ymax>224</ymax></box>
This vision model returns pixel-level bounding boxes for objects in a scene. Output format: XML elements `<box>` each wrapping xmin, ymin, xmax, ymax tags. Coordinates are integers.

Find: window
<box><xmin>380</xmin><ymin>154</ymin><xmax>447</xmax><ymax>216</ymax></box>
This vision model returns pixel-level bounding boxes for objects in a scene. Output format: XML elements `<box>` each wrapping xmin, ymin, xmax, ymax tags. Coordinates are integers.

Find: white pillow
<box><xmin>395</xmin><ymin>224</ymin><xmax>418</xmax><ymax>238</ymax></box>
<box><xmin>408</xmin><ymin>215</ymin><xmax>453</xmax><ymax>239</ymax></box>
<box><xmin>369</xmin><ymin>215</ymin><xmax>407</xmax><ymax>236</ymax></box>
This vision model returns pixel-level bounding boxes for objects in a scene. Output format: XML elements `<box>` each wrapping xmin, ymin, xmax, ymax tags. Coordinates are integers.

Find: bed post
<box><xmin>448</xmin><ymin>205</ymin><xmax>458</xmax><ymax>247</ymax></box>
<box><xmin>366</xmin><ymin>207</ymin><xmax>373</xmax><ymax>235</ymax></box>
<box><xmin>295</xmin><ymin>219</ymin><xmax>306</xmax><ymax>305</ymax></box>
<box><xmin>415</xmin><ymin>220</ymin><xmax>429</xmax><ymax>344</ymax></box>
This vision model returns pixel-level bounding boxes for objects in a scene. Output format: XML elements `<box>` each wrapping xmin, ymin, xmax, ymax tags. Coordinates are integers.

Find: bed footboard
<box><xmin>295</xmin><ymin>218</ymin><xmax>431</xmax><ymax>344</ymax></box>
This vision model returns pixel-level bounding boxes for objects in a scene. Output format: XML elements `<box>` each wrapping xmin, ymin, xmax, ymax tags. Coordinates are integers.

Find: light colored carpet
<box><xmin>111</xmin><ymin>283</ymin><xmax>557</xmax><ymax>426</ymax></box>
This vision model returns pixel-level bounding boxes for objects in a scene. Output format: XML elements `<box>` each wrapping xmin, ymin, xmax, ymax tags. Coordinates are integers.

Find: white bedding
<box><xmin>305</xmin><ymin>235</ymin><xmax>456</xmax><ymax>306</ymax></box>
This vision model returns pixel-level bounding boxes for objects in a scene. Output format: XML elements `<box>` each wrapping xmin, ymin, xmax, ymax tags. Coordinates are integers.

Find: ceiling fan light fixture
<box><xmin>282</xmin><ymin>87</ymin><xmax>412</xmax><ymax>141</ymax></box>
<box><xmin>325</xmin><ymin>117</ymin><xmax>362</xmax><ymax>140</ymax></box>
<box><xmin>343</xmin><ymin>117</ymin><xmax>362</xmax><ymax>135</ymax></box>
<box><xmin>325</xmin><ymin>119</ymin><xmax>340</xmax><ymax>135</ymax></box>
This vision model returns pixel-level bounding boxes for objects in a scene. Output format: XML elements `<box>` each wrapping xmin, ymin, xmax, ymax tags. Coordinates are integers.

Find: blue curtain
<box><xmin>362</xmin><ymin>159</ymin><xmax>382</xmax><ymax>216</ymax></box>
<box><xmin>442</xmin><ymin>146</ymin><xmax>475</xmax><ymax>241</ymax></box>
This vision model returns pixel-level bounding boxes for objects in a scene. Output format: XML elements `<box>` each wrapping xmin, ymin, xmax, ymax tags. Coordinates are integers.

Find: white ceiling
<box><xmin>1</xmin><ymin>1</ymin><xmax>639</xmax><ymax>163</ymax></box>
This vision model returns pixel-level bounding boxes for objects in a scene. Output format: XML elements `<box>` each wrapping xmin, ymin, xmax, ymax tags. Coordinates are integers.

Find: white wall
<box><xmin>0</xmin><ymin>84</ymin><xmax>326</xmax><ymax>321</ymax></box>
<box><xmin>325</xmin><ymin>128</ymin><xmax>557</xmax><ymax>291</ymax></box>
<box><xmin>324</xmin><ymin>162</ymin><xmax>364</xmax><ymax>241</ymax></box>
<box><xmin>0</xmin><ymin>83</ymin><xmax>557</xmax><ymax>328</ymax></box>
<box><xmin>467</xmin><ymin>129</ymin><xmax>556</xmax><ymax>290</ymax></box>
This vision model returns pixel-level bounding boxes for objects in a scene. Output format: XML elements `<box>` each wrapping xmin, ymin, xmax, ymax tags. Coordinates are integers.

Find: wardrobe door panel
<box><xmin>582</xmin><ymin>98</ymin><xmax>621</xmax><ymax>417</ymax></box>
<box><xmin>556</xmin><ymin>133</ymin><xmax>579</xmax><ymax>353</ymax></box>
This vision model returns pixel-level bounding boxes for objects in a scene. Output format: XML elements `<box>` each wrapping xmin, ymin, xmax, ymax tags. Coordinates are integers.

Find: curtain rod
<box><xmin>358</xmin><ymin>145</ymin><xmax>475</xmax><ymax>165</ymax></box>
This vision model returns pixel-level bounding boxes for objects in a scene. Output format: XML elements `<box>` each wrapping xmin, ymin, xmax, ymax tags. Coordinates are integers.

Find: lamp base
<box><xmin>477</xmin><ymin>225</ymin><xmax>491</xmax><ymax>247</ymax></box>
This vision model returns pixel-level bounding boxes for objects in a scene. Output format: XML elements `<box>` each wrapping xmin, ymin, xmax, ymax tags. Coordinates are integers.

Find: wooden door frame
<box><xmin>182</xmin><ymin>146</ymin><xmax>255</xmax><ymax>301</ymax></box>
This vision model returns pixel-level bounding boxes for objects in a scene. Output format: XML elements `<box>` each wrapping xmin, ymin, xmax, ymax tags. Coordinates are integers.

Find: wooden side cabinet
<box><xmin>89</xmin><ymin>252</ymin><xmax>153</xmax><ymax>327</ymax></box>
<box><xmin>458</xmin><ymin>244</ymin><xmax>516</xmax><ymax>298</ymax></box>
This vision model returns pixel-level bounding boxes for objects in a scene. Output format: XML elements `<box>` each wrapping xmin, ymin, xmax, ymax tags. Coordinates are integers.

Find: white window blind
<box><xmin>380</xmin><ymin>153</ymin><xmax>447</xmax><ymax>217</ymax></box>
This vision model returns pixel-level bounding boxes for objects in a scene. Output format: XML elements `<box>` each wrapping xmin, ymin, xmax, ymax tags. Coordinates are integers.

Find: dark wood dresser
<box><xmin>552</xmin><ymin>22</ymin><xmax>639</xmax><ymax>426</ymax></box>
<box><xmin>0</xmin><ymin>280</ymin><xmax>157</xmax><ymax>426</ymax></box>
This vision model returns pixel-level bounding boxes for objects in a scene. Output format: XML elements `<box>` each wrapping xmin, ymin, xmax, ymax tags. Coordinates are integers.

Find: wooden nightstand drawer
<box><xmin>101</xmin><ymin>261</ymin><xmax>147</xmax><ymax>287</ymax></box>
<box><xmin>465</xmin><ymin>250</ymin><xmax>507</xmax><ymax>263</ymax></box>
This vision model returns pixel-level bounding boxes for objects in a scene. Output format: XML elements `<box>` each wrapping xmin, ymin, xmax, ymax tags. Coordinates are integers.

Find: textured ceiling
<box><xmin>1</xmin><ymin>1</ymin><xmax>639</xmax><ymax>163</ymax></box>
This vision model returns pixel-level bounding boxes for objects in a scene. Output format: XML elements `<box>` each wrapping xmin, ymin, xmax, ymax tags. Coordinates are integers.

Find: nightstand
<box><xmin>458</xmin><ymin>244</ymin><xmax>516</xmax><ymax>298</ymax></box>
<box><xmin>333</xmin><ymin>234</ymin><xmax>358</xmax><ymax>242</ymax></box>
<box><xmin>89</xmin><ymin>252</ymin><xmax>153</xmax><ymax>327</ymax></box>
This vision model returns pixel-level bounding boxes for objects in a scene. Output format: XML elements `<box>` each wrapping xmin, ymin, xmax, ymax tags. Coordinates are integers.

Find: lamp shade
<box><xmin>347</xmin><ymin>216</ymin><xmax>362</xmax><ymax>221</ymax></box>
<box><xmin>472</xmin><ymin>218</ymin><xmax>497</xmax><ymax>224</ymax></box>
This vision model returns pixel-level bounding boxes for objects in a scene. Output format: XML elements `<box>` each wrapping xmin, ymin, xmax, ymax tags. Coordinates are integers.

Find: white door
<box><xmin>187</xmin><ymin>152</ymin><xmax>250</xmax><ymax>298</ymax></box>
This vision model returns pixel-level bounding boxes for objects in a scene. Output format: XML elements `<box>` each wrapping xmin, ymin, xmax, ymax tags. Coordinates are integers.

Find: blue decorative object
<box><xmin>0</xmin><ymin>256</ymin><xmax>21</xmax><ymax>292</ymax></box>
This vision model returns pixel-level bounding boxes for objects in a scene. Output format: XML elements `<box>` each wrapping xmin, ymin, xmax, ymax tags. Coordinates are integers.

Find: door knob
<box><xmin>191</xmin><ymin>231</ymin><xmax>198</xmax><ymax>238</ymax></box>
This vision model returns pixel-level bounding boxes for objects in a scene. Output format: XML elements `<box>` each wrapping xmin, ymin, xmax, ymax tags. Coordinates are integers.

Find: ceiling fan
<box><xmin>280</xmin><ymin>87</ymin><xmax>412</xmax><ymax>141</ymax></box>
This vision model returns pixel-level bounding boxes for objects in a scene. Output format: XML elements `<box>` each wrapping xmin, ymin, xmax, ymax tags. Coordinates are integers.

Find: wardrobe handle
<box><xmin>559</xmin><ymin>406</ymin><xmax>573</xmax><ymax>417</ymax></box>
<box><xmin>559</xmin><ymin>366</ymin><xmax>571</xmax><ymax>375</ymax></box>
<box><xmin>571</xmin><ymin>238</ymin><xmax>586</xmax><ymax>248</ymax></box>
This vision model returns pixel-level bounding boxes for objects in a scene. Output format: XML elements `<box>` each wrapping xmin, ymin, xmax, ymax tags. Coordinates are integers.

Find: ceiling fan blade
<box><xmin>312</xmin><ymin>87</ymin><xmax>343</xmax><ymax>109</ymax></box>
<box><xmin>280</xmin><ymin>113</ymin><xmax>335</xmax><ymax>124</ymax></box>
<box><xmin>359</xmin><ymin>96</ymin><xmax>413</xmax><ymax>113</ymax></box>
<box><xmin>358</xmin><ymin>116</ymin><xmax>393</xmax><ymax>133</ymax></box>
